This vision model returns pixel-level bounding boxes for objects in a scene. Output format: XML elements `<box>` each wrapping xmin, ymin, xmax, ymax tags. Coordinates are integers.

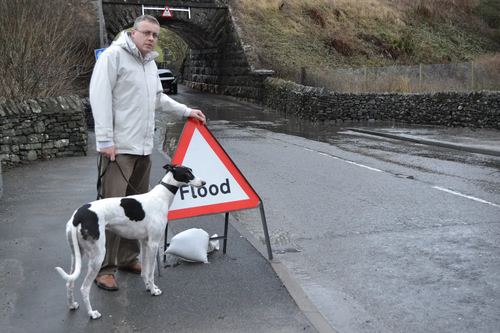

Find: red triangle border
<box><xmin>168</xmin><ymin>118</ymin><xmax>261</xmax><ymax>220</ymax></box>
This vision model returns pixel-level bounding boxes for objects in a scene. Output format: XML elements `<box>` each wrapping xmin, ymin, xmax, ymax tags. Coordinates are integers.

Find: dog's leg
<box><xmin>140</xmin><ymin>240</ymin><xmax>150</xmax><ymax>290</ymax></box>
<box><xmin>66</xmin><ymin>228</ymin><xmax>79</xmax><ymax>310</ymax></box>
<box><xmin>142</xmin><ymin>241</ymin><xmax>162</xmax><ymax>296</ymax></box>
<box><xmin>80</xmin><ymin>246</ymin><xmax>105</xmax><ymax>319</ymax></box>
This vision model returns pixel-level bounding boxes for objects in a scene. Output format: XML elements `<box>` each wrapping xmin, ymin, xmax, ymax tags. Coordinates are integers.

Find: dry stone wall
<box><xmin>0</xmin><ymin>97</ymin><xmax>90</xmax><ymax>166</ymax></box>
<box><xmin>1</xmin><ymin>79</ymin><xmax>498</xmax><ymax>168</ymax></box>
<box><xmin>263</xmin><ymin>78</ymin><xmax>500</xmax><ymax>129</ymax></box>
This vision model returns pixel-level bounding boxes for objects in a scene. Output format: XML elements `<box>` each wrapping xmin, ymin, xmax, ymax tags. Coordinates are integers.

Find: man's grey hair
<box><xmin>133</xmin><ymin>15</ymin><xmax>160</xmax><ymax>30</ymax></box>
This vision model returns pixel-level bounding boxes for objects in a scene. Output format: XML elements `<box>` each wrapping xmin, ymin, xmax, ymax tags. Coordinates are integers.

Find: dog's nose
<box><xmin>201</xmin><ymin>181</ymin><xmax>206</xmax><ymax>186</ymax></box>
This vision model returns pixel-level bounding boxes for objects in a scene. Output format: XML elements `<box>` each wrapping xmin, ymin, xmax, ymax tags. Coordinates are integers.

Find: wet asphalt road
<box><xmin>162</xmin><ymin>85</ymin><xmax>500</xmax><ymax>333</ymax></box>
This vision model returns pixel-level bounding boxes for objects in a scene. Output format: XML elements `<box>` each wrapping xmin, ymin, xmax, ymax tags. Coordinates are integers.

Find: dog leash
<box><xmin>96</xmin><ymin>154</ymin><xmax>140</xmax><ymax>200</ymax></box>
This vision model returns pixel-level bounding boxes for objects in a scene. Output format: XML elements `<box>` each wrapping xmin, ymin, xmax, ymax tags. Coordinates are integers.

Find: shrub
<box><xmin>0</xmin><ymin>0</ymin><xmax>99</xmax><ymax>99</ymax></box>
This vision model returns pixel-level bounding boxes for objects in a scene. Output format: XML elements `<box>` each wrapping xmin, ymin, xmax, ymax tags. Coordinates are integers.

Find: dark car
<box><xmin>158</xmin><ymin>69</ymin><xmax>178</xmax><ymax>94</ymax></box>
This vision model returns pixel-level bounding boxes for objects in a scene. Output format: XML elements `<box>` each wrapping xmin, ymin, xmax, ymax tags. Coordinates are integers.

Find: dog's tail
<box><xmin>55</xmin><ymin>225</ymin><xmax>81</xmax><ymax>282</ymax></box>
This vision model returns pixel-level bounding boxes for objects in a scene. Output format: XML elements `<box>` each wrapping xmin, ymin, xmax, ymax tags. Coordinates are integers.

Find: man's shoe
<box><xmin>118</xmin><ymin>262</ymin><xmax>141</xmax><ymax>274</ymax></box>
<box><xmin>95</xmin><ymin>274</ymin><xmax>118</xmax><ymax>291</ymax></box>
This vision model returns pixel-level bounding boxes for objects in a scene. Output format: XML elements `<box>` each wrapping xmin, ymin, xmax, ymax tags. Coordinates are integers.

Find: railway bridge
<box><xmin>98</xmin><ymin>0</ymin><xmax>273</xmax><ymax>100</ymax></box>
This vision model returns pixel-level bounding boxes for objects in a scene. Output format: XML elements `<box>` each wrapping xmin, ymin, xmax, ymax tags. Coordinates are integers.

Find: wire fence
<box><xmin>295</xmin><ymin>60</ymin><xmax>500</xmax><ymax>93</ymax></box>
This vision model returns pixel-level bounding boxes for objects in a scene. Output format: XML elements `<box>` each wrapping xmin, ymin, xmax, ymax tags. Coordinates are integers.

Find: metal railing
<box><xmin>295</xmin><ymin>60</ymin><xmax>500</xmax><ymax>93</ymax></box>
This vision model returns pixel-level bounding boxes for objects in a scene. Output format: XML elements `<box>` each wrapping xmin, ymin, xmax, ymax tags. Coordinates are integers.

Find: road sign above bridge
<box><xmin>162</xmin><ymin>6</ymin><xmax>172</xmax><ymax>17</ymax></box>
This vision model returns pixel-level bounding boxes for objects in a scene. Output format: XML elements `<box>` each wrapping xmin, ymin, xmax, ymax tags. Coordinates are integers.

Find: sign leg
<box><xmin>157</xmin><ymin>249</ymin><xmax>162</xmax><ymax>277</ymax></box>
<box><xmin>259</xmin><ymin>201</ymin><xmax>273</xmax><ymax>260</ymax></box>
<box><xmin>223</xmin><ymin>212</ymin><xmax>229</xmax><ymax>253</ymax></box>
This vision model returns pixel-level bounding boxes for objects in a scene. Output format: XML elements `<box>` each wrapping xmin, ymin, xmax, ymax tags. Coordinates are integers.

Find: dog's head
<box><xmin>163</xmin><ymin>164</ymin><xmax>206</xmax><ymax>188</ymax></box>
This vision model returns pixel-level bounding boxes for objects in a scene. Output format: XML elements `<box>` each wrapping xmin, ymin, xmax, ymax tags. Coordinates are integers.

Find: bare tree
<box><xmin>0</xmin><ymin>0</ymin><xmax>100</xmax><ymax>100</ymax></box>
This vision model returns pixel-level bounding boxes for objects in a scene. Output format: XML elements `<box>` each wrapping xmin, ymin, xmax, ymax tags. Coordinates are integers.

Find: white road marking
<box><xmin>305</xmin><ymin>148</ymin><xmax>499</xmax><ymax>208</ymax></box>
<box><xmin>306</xmin><ymin>148</ymin><xmax>382</xmax><ymax>172</ymax></box>
<box><xmin>433</xmin><ymin>186</ymin><xmax>500</xmax><ymax>208</ymax></box>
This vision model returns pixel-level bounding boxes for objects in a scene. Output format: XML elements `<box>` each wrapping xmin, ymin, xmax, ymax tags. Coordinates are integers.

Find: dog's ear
<box><xmin>163</xmin><ymin>164</ymin><xmax>174</xmax><ymax>172</ymax></box>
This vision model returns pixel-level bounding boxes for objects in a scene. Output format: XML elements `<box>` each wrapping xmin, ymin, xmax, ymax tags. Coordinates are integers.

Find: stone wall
<box><xmin>1</xmin><ymin>79</ymin><xmax>497</xmax><ymax>168</ymax></box>
<box><xmin>183</xmin><ymin>46</ymin><xmax>274</xmax><ymax>100</ymax></box>
<box><xmin>263</xmin><ymin>78</ymin><xmax>500</xmax><ymax>129</ymax></box>
<box><xmin>0</xmin><ymin>97</ymin><xmax>90</xmax><ymax>166</ymax></box>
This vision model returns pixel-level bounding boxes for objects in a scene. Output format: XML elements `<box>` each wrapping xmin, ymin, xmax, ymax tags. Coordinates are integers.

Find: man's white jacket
<box><xmin>89</xmin><ymin>31</ymin><xmax>190</xmax><ymax>155</ymax></box>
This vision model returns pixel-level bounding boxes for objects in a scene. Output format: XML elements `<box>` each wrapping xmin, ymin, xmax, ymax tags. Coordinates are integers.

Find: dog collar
<box><xmin>160</xmin><ymin>181</ymin><xmax>178</xmax><ymax>194</ymax></box>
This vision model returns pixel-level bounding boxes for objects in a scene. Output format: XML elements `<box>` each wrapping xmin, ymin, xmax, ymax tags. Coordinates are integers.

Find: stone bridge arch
<box><xmin>99</xmin><ymin>0</ymin><xmax>273</xmax><ymax>100</ymax></box>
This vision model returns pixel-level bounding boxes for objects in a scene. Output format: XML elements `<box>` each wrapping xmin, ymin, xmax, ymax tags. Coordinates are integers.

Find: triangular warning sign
<box><xmin>162</xmin><ymin>6</ymin><xmax>172</xmax><ymax>17</ymax></box>
<box><xmin>168</xmin><ymin>118</ymin><xmax>261</xmax><ymax>220</ymax></box>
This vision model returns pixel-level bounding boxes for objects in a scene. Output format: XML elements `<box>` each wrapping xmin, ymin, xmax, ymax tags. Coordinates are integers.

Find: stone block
<box><xmin>28</xmin><ymin>133</ymin><xmax>47</xmax><ymax>143</ymax></box>
<box><xmin>27</xmin><ymin>150</ymin><xmax>37</xmax><ymax>161</ymax></box>
<box><xmin>57</xmin><ymin>96</ymin><xmax>70</xmax><ymax>111</ymax></box>
<box><xmin>22</xmin><ymin>127</ymin><xmax>35</xmax><ymax>135</ymax></box>
<box><xmin>34</xmin><ymin>121</ymin><xmax>45</xmax><ymax>133</ymax></box>
<box><xmin>6</xmin><ymin>100</ymin><xmax>20</xmax><ymax>115</ymax></box>
<box><xmin>54</xmin><ymin>139</ymin><xmax>69</xmax><ymax>148</ymax></box>
<box><xmin>27</xmin><ymin>99</ymin><xmax>42</xmax><ymax>114</ymax></box>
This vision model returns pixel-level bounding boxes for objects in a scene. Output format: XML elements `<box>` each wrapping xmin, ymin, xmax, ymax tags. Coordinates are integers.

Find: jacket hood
<box><xmin>112</xmin><ymin>31</ymin><xmax>159</xmax><ymax>62</ymax></box>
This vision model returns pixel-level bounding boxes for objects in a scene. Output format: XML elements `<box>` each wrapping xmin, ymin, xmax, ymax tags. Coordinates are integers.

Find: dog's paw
<box><xmin>69</xmin><ymin>302</ymin><xmax>79</xmax><ymax>310</ymax></box>
<box><xmin>151</xmin><ymin>287</ymin><xmax>162</xmax><ymax>296</ymax></box>
<box><xmin>89</xmin><ymin>310</ymin><xmax>101</xmax><ymax>319</ymax></box>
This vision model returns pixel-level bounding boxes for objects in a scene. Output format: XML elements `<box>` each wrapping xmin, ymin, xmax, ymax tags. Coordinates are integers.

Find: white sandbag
<box><xmin>165</xmin><ymin>228</ymin><xmax>210</xmax><ymax>263</ymax></box>
<box><xmin>208</xmin><ymin>234</ymin><xmax>220</xmax><ymax>253</ymax></box>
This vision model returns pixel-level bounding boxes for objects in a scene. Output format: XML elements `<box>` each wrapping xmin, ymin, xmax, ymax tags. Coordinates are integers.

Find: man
<box><xmin>89</xmin><ymin>15</ymin><xmax>206</xmax><ymax>290</ymax></box>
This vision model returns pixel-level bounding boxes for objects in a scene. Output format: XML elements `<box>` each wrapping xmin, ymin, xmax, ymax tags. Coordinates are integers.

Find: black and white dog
<box><xmin>55</xmin><ymin>164</ymin><xmax>206</xmax><ymax>319</ymax></box>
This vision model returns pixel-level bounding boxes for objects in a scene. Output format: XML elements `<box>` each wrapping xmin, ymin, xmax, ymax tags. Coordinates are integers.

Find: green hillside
<box><xmin>227</xmin><ymin>0</ymin><xmax>500</xmax><ymax>81</ymax></box>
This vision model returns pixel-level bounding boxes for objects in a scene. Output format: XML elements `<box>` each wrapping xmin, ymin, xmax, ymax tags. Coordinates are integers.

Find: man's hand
<box><xmin>189</xmin><ymin>109</ymin><xmax>206</xmax><ymax>124</ymax></box>
<box><xmin>100</xmin><ymin>145</ymin><xmax>117</xmax><ymax>161</ymax></box>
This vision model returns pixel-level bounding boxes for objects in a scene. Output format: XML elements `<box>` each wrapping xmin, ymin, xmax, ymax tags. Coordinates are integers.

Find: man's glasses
<box><xmin>136</xmin><ymin>29</ymin><xmax>159</xmax><ymax>40</ymax></box>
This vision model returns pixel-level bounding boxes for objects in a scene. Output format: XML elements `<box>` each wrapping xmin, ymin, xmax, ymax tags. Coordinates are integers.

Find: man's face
<box><xmin>131</xmin><ymin>20</ymin><xmax>160</xmax><ymax>57</ymax></box>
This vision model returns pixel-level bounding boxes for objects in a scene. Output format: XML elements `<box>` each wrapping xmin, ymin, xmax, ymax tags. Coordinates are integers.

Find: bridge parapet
<box><xmin>102</xmin><ymin>0</ymin><xmax>225</xmax><ymax>8</ymax></box>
